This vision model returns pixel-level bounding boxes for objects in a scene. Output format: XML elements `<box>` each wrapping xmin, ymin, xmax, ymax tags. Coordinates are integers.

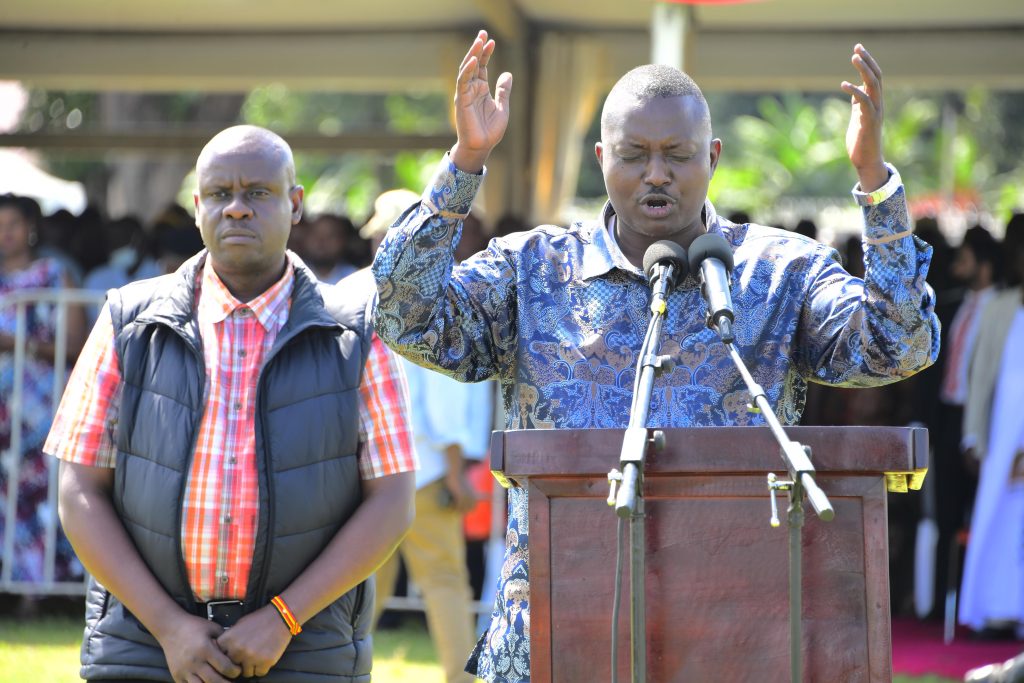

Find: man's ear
<box><xmin>595</xmin><ymin>141</ymin><xmax>605</xmax><ymax>167</ymax></box>
<box><xmin>709</xmin><ymin>138</ymin><xmax>722</xmax><ymax>179</ymax></box>
<box><xmin>290</xmin><ymin>185</ymin><xmax>304</xmax><ymax>224</ymax></box>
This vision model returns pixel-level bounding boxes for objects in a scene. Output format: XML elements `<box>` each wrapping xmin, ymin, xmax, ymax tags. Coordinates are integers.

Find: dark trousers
<box><xmin>931</xmin><ymin>401</ymin><xmax>978</xmax><ymax>620</ymax></box>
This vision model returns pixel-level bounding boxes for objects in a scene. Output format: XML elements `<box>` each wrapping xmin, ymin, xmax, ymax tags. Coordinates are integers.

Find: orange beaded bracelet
<box><xmin>270</xmin><ymin>595</ymin><xmax>302</xmax><ymax>636</ymax></box>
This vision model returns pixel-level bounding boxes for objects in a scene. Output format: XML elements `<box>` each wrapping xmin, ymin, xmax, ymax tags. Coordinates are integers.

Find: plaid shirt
<box><xmin>45</xmin><ymin>257</ymin><xmax>415</xmax><ymax>601</ymax></box>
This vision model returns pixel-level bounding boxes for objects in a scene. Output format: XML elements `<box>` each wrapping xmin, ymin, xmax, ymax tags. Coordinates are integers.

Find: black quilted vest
<box><xmin>80</xmin><ymin>253</ymin><xmax>375</xmax><ymax>682</ymax></box>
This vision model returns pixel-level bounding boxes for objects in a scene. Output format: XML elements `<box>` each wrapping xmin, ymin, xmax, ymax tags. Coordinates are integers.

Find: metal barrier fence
<box><xmin>1</xmin><ymin>286</ymin><xmax>505</xmax><ymax>617</ymax></box>
<box><xmin>1</xmin><ymin>287</ymin><xmax>105</xmax><ymax>596</ymax></box>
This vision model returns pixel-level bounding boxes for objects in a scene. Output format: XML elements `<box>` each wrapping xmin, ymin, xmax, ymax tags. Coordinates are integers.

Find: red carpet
<box><xmin>892</xmin><ymin>617</ymin><xmax>1023</xmax><ymax>679</ymax></box>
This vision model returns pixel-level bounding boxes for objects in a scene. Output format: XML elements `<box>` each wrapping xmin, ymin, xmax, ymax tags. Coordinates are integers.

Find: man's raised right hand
<box><xmin>450</xmin><ymin>29</ymin><xmax>513</xmax><ymax>174</ymax></box>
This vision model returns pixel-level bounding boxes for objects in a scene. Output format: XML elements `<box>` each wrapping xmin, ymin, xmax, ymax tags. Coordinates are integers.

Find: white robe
<box><xmin>959</xmin><ymin>307</ymin><xmax>1024</xmax><ymax>629</ymax></box>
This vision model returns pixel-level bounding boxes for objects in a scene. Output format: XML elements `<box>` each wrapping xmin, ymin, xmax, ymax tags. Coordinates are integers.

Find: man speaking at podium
<box><xmin>372</xmin><ymin>30</ymin><xmax>939</xmax><ymax>683</ymax></box>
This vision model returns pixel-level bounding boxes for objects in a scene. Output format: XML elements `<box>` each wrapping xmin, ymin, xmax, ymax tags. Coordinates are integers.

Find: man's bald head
<box><xmin>600</xmin><ymin>64</ymin><xmax>711</xmax><ymax>140</ymax></box>
<box><xmin>197</xmin><ymin>125</ymin><xmax>297</xmax><ymax>186</ymax></box>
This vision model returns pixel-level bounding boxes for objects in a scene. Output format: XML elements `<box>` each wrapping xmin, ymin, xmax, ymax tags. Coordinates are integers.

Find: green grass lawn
<box><xmin>0</xmin><ymin>615</ymin><xmax>958</xmax><ymax>682</ymax></box>
<box><xmin>0</xmin><ymin>616</ymin><xmax>453</xmax><ymax>682</ymax></box>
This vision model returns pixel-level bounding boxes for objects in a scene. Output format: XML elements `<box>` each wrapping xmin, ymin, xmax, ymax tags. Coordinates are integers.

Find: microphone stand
<box><xmin>720</xmin><ymin>333</ymin><xmax>834</xmax><ymax>683</ymax></box>
<box><xmin>607</xmin><ymin>266</ymin><xmax>676</xmax><ymax>683</ymax></box>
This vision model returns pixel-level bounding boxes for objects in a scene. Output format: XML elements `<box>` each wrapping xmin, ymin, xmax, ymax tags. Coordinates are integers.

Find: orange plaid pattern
<box><xmin>45</xmin><ymin>258</ymin><xmax>415</xmax><ymax>601</ymax></box>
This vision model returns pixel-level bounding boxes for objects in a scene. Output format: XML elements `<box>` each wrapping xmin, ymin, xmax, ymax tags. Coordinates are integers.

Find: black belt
<box><xmin>200</xmin><ymin>599</ymin><xmax>245</xmax><ymax>628</ymax></box>
<box><xmin>124</xmin><ymin>599</ymin><xmax>247</xmax><ymax>633</ymax></box>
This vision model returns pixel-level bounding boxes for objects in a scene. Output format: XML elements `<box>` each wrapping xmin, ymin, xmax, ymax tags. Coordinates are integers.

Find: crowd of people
<box><xmin>0</xmin><ymin>27</ymin><xmax>1019</xmax><ymax>683</ymax></box>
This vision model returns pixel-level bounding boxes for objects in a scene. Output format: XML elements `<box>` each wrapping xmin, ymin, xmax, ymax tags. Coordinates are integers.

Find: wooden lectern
<box><xmin>490</xmin><ymin>426</ymin><xmax>927</xmax><ymax>683</ymax></box>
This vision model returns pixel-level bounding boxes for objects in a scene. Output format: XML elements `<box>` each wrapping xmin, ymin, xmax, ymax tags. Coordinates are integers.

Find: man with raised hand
<box><xmin>373</xmin><ymin>31</ymin><xmax>938</xmax><ymax>682</ymax></box>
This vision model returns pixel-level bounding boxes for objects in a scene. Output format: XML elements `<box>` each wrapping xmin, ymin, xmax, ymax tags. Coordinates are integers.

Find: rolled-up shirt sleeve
<box><xmin>44</xmin><ymin>305</ymin><xmax>122</xmax><ymax>468</ymax></box>
<box><xmin>357</xmin><ymin>333</ymin><xmax>418</xmax><ymax>479</ymax></box>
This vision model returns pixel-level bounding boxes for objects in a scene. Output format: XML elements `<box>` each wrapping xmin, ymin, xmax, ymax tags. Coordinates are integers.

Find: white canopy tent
<box><xmin>0</xmin><ymin>149</ymin><xmax>87</xmax><ymax>214</ymax></box>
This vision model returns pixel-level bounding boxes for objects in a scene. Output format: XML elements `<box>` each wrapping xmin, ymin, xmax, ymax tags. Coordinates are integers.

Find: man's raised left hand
<box><xmin>842</xmin><ymin>44</ymin><xmax>888</xmax><ymax>193</ymax></box>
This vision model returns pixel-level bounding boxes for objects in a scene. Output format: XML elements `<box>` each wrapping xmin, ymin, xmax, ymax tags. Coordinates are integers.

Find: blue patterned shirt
<box><xmin>372</xmin><ymin>156</ymin><xmax>939</xmax><ymax>682</ymax></box>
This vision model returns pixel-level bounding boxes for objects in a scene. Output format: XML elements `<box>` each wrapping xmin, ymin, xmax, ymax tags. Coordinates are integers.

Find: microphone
<box><xmin>688</xmin><ymin>232</ymin><xmax>736</xmax><ymax>343</ymax></box>
<box><xmin>642</xmin><ymin>240</ymin><xmax>689</xmax><ymax>302</ymax></box>
<box><xmin>614</xmin><ymin>241</ymin><xmax>688</xmax><ymax>522</ymax></box>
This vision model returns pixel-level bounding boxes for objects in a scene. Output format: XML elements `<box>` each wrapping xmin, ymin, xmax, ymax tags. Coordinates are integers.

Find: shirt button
<box><xmin>222</xmin><ymin>514</ymin><xmax>232</xmax><ymax>524</ymax></box>
<box><xmin>218</xmin><ymin>574</ymin><xmax>229</xmax><ymax>584</ymax></box>
<box><xmin>233</xmin><ymin>401</ymin><xmax>242</xmax><ymax>411</ymax></box>
<box><xmin>228</xmin><ymin>456</ymin><xmax>237</xmax><ymax>465</ymax></box>
<box><xmin>238</xmin><ymin>349</ymin><xmax>247</xmax><ymax>358</ymax></box>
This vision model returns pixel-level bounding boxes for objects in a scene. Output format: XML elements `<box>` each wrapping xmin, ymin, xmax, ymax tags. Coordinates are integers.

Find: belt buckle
<box><xmin>205</xmin><ymin>599</ymin><xmax>245</xmax><ymax>628</ymax></box>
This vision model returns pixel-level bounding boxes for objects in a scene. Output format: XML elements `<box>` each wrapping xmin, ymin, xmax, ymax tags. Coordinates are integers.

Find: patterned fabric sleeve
<box><xmin>356</xmin><ymin>333</ymin><xmax>417</xmax><ymax>479</ymax></box>
<box><xmin>371</xmin><ymin>155</ymin><xmax>518</xmax><ymax>383</ymax></box>
<box><xmin>797</xmin><ymin>165</ymin><xmax>941</xmax><ymax>387</ymax></box>
<box><xmin>43</xmin><ymin>304</ymin><xmax>121</xmax><ymax>467</ymax></box>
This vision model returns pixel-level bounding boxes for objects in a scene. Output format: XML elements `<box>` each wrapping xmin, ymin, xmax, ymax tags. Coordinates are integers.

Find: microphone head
<box><xmin>688</xmin><ymin>232</ymin><xmax>734</xmax><ymax>274</ymax></box>
<box><xmin>643</xmin><ymin>240</ymin><xmax>689</xmax><ymax>283</ymax></box>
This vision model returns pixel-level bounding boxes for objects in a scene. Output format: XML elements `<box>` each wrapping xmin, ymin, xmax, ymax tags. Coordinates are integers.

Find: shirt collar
<box><xmin>580</xmin><ymin>199</ymin><xmax>726</xmax><ymax>281</ymax></box>
<box><xmin>197</xmin><ymin>256</ymin><xmax>295</xmax><ymax>331</ymax></box>
<box><xmin>579</xmin><ymin>202</ymin><xmax>629</xmax><ymax>281</ymax></box>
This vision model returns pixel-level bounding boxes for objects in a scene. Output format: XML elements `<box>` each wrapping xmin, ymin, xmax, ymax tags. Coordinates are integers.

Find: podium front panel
<box><xmin>493</xmin><ymin>427</ymin><xmax>920</xmax><ymax>683</ymax></box>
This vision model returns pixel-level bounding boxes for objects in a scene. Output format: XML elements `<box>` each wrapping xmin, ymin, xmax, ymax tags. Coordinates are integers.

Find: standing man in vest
<box><xmin>46</xmin><ymin>125</ymin><xmax>416</xmax><ymax>683</ymax></box>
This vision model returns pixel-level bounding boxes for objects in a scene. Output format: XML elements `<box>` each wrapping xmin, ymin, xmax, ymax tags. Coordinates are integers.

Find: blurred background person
<box><xmin>959</xmin><ymin>220</ymin><xmax>1024</xmax><ymax>639</ymax></box>
<box><xmin>726</xmin><ymin>210</ymin><xmax>751</xmax><ymax>225</ymax></box>
<box><xmin>79</xmin><ymin>205</ymin><xmax>203</xmax><ymax>336</ymax></box>
<box><xmin>840</xmin><ymin>233</ymin><xmax>866</xmax><ymax>279</ymax></box>
<box><xmin>493</xmin><ymin>213</ymin><xmax>527</xmax><ymax>240</ymax></box>
<box><xmin>66</xmin><ymin>206</ymin><xmax>109</xmax><ymax>279</ymax></box>
<box><xmin>912</xmin><ymin>217</ymin><xmax>956</xmax><ymax>308</ymax></box>
<box><xmin>945</xmin><ymin>226</ymin><xmax>1002</xmax><ymax>411</ymax></box>
<box><xmin>82</xmin><ymin>215</ymin><xmax>160</xmax><ymax>289</ymax></box>
<box><xmin>1006</xmin><ymin>214</ymin><xmax>1024</xmax><ymax>288</ymax></box>
<box><xmin>152</xmin><ymin>214</ymin><xmax>206</xmax><ymax>275</ymax></box>
<box><xmin>34</xmin><ymin>209</ymin><xmax>84</xmax><ymax>286</ymax></box>
<box><xmin>360</xmin><ymin>190</ymin><xmax>414</xmax><ymax>259</ymax></box>
<box><xmin>81</xmin><ymin>214</ymin><xmax>161</xmax><ymax>324</ymax></box>
<box><xmin>0</xmin><ymin>193</ymin><xmax>86</xmax><ymax>594</ymax></box>
<box><xmin>793</xmin><ymin>217</ymin><xmax>818</xmax><ymax>240</ymax></box>
<box><xmin>897</xmin><ymin>215</ymin><xmax>959</xmax><ymax>621</ymax></box>
<box><xmin>454</xmin><ymin>211</ymin><xmax>489</xmax><ymax>264</ymax></box>
<box><xmin>305</xmin><ymin>213</ymin><xmax>360</xmax><ymax>284</ymax></box>
<box><xmin>286</xmin><ymin>214</ymin><xmax>310</xmax><ymax>261</ymax></box>
<box><xmin>930</xmin><ymin>225</ymin><xmax>1002</xmax><ymax>615</ymax></box>
<box><xmin>364</xmin><ymin>189</ymin><xmax>494</xmax><ymax>683</ymax></box>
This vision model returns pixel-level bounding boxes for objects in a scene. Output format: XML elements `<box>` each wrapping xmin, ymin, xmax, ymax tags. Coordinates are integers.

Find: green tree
<box><xmin>706</xmin><ymin>90</ymin><xmax>1024</xmax><ymax>223</ymax></box>
<box><xmin>240</xmin><ymin>85</ymin><xmax>449</xmax><ymax>219</ymax></box>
